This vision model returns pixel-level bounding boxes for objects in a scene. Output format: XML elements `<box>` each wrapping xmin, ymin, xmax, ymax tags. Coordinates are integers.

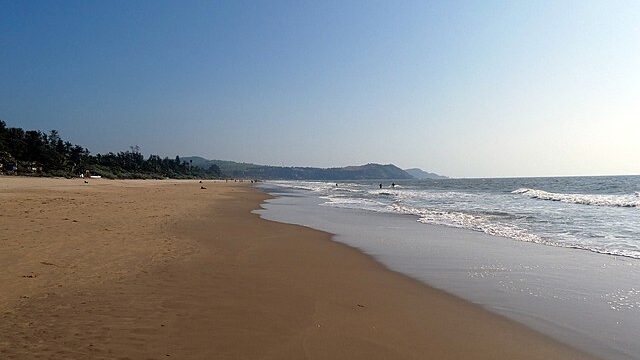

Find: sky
<box><xmin>1</xmin><ymin>0</ymin><xmax>639</xmax><ymax>178</ymax></box>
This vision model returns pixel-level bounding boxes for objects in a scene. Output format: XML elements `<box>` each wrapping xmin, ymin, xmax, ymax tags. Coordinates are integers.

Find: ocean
<box><xmin>270</xmin><ymin>176</ymin><xmax>640</xmax><ymax>259</ymax></box>
<box><xmin>256</xmin><ymin>176</ymin><xmax>640</xmax><ymax>360</ymax></box>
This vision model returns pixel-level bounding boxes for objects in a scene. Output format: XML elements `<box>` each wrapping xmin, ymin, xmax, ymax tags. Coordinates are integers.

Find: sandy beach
<box><xmin>0</xmin><ymin>177</ymin><xmax>593</xmax><ymax>359</ymax></box>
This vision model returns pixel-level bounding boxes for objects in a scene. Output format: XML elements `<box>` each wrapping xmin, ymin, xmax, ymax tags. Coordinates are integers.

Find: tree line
<box><xmin>0</xmin><ymin>120</ymin><xmax>222</xmax><ymax>179</ymax></box>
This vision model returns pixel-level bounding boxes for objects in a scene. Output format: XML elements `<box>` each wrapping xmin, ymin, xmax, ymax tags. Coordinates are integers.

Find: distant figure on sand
<box><xmin>379</xmin><ymin>183</ymin><xmax>382</xmax><ymax>189</ymax></box>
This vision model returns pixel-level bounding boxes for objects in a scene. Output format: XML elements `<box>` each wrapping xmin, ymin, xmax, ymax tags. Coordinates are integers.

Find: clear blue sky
<box><xmin>1</xmin><ymin>0</ymin><xmax>638</xmax><ymax>177</ymax></box>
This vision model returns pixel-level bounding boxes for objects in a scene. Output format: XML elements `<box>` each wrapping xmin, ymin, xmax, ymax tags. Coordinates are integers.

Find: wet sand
<box><xmin>0</xmin><ymin>177</ymin><xmax>593</xmax><ymax>359</ymax></box>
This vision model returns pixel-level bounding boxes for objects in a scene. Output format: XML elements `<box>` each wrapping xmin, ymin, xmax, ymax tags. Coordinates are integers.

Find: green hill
<box><xmin>182</xmin><ymin>157</ymin><xmax>413</xmax><ymax>180</ymax></box>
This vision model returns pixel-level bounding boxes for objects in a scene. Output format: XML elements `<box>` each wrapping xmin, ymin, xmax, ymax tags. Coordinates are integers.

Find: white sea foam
<box><xmin>392</xmin><ymin>204</ymin><xmax>640</xmax><ymax>259</ymax></box>
<box><xmin>270</xmin><ymin>180</ymin><xmax>358</xmax><ymax>193</ymax></box>
<box><xmin>512</xmin><ymin>188</ymin><xmax>640</xmax><ymax>208</ymax></box>
<box><xmin>390</xmin><ymin>203</ymin><xmax>544</xmax><ymax>244</ymax></box>
<box><xmin>265</xmin><ymin>180</ymin><xmax>640</xmax><ymax>259</ymax></box>
<box><xmin>320</xmin><ymin>196</ymin><xmax>387</xmax><ymax>209</ymax></box>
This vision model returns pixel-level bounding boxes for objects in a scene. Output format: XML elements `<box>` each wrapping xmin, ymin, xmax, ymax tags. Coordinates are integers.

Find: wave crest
<box><xmin>512</xmin><ymin>188</ymin><xmax>640</xmax><ymax>208</ymax></box>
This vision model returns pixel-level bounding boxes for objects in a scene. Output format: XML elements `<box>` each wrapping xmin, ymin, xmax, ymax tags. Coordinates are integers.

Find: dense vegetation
<box><xmin>184</xmin><ymin>156</ymin><xmax>414</xmax><ymax>180</ymax></box>
<box><xmin>0</xmin><ymin>120</ymin><xmax>221</xmax><ymax>179</ymax></box>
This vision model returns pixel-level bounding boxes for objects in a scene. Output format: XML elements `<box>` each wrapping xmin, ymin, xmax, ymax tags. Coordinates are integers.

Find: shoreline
<box><xmin>257</xmin><ymin>183</ymin><xmax>640</xmax><ymax>360</ymax></box>
<box><xmin>0</xmin><ymin>177</ymin><xmax>592</xmax><ymax>359</ymax></box>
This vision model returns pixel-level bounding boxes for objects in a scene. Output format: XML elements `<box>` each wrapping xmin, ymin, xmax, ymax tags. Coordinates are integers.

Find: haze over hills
<box><xmin>183</xmin><ymin>156</ymin><xmax>430</xmax><ymax>180</ymax></box>
<box><xmin>404</xmin><ymin>168</ymin><xmax>448</xmax><ymax>180</ymax></box>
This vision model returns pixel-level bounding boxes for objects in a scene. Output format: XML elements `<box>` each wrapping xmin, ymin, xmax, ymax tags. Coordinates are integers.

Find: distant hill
<box><xmin>404</xmin><ymin>168</ymin><xmax>448</xmax><ymax>179</ymax></box>
<box><xmin>182</xmin><ymin>157</ymin><xmax>413</xmax><ymax>180</ymax></box>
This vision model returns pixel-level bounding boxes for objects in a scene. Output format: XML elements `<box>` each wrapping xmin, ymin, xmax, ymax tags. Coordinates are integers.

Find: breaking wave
<box><xmin>512</xmin><ymin>188</ymin><xmax>640</xmax><ymax>208</ymax></box>
<box><xmin>264</xmin><ymin>178</ymin><xmax>640</xmax><ymax>259</ymax></box>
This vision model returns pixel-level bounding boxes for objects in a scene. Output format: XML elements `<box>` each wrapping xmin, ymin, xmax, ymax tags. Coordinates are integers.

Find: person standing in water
<box><xmin>392</xmin><ymin>182</ymin><xmax>396</xmax><ymax>188</ymax></box>
<box><xmin>379</xmin><ymin>183</ymin><xmax>382</xmax><ymax>189</ymax></box>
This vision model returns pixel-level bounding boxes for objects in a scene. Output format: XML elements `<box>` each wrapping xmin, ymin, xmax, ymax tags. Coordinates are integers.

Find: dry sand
<box><xmin>0</xmin><ymin>177</ymin><xmax>595</xmax><ymax>359</ymax></box>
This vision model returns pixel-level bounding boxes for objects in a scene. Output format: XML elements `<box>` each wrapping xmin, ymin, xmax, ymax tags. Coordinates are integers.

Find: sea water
<box><xmin>269</xmin><ymin>176</ymin><xmax>640</xmax><ymax>259</ymax></box>
<box><xmin>256</xmin><ymin>176</ymin><xmax>640</xmax><ymax>360</ymax></box>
